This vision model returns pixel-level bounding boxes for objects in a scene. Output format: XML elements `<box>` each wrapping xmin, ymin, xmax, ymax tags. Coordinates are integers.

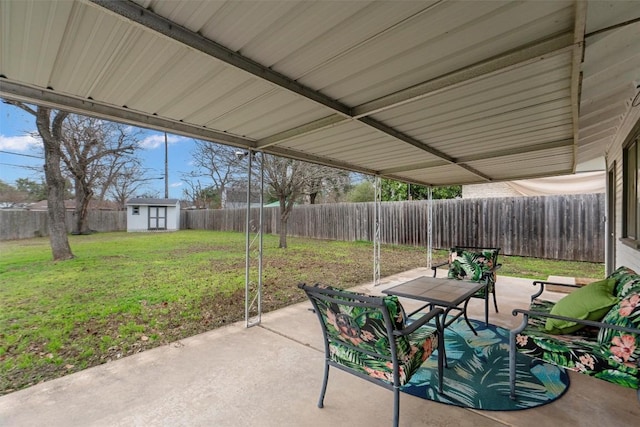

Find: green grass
<box><xmin>0</xmin><ymin>230</ymin><xmax>604</xmax><ymax>394</ymax></box>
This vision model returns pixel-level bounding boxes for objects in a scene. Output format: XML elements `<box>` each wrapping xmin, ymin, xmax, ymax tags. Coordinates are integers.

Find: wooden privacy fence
<box><xmin>0</xmin><ymin>210</ymin><xmax>127</xmax><ymax>240</ymax></box>
<box><xmin>182</xmin><ymin>194</ymin><xmax>605</xmax><ymax>262</ymax></box>
<box><xmin>1</xmin><ymin>194</ymin><xmax>605</xmax><ymax>262</ymax></box>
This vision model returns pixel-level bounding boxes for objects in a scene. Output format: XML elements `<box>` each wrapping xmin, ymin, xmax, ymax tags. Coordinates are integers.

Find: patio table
<box><xmin>382</xmin><ymin>276</ymin><xmax>485</xmax><ymax>336</ymax></box>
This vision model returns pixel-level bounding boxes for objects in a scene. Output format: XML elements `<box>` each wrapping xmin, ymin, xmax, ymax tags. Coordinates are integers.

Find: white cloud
<box><xmin>0</xmin><ymin>134</ymin><xmax>41</xmax><ymax>151</ymax></box>
<box><xmin>170</xmin><ymin>182</ymin><xmax>183</xmax><ymax>188</ymax></box>
<box><xmin>139</xmin><ymin>134</ymin><xmax>187</xmax><ymax>150</ymax></box>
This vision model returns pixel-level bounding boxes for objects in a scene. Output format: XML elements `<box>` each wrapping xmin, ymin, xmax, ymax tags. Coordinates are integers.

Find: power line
<box><xmin>0</xmin><ymin>150</ymin><xmax>43</xmax><ymax>159</ymax></box>
<box><xmin>0</xmin><ymin>162</ymin><xmax>42</xmax><ymax>169</ymax></box>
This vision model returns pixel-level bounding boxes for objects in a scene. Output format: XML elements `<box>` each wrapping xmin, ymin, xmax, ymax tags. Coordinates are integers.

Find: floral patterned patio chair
<box><xmin>299</xmin><ymin>283</ymin><xmax>444</xmax><ymax>427</ymax></box>
<box><xmin>432</xmin><ymin>246</ymin><xmax>502</xmax><ymax>325</ymax></box>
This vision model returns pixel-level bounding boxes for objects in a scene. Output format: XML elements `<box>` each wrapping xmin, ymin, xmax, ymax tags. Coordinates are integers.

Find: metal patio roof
<box><xmin>1</xmin><ymin>0</ymin><xmax>639</xmax><ymax>186</ymax></box>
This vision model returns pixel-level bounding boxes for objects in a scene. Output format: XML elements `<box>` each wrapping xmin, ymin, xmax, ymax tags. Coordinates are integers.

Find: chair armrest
<box><xmin>529</xmin><ymin>280</ymin><xmax>582</xmax><ymax>300</ymax></box>
<box><xmin>431</xmin><ymin>261</ymin><xmax>449</xmax><ymax>277</ymax></box>
<box><xmin>480</xmin><ymin>263</ymin><xmax>502</xmax><ymax>280</ymax></box>
<box><xmin>533</xmin><ymin>280</ymin><xmax>582</xmax><ymax>289</ymax></box>
<box><xmin>511</xmin><ymin>308</ymin><xmax>640</xmax><ymax>335</ymax></box>
<box><xmin>395</xmin><ymin>308</ymin><xmax>444</xmax><ymax>337</ymax></box>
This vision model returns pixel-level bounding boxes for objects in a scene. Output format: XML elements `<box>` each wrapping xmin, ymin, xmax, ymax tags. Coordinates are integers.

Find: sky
<box><xmin>0</xmin><ymin>102</ymin><xmax>199</xmax><ymax>199</ymax></box>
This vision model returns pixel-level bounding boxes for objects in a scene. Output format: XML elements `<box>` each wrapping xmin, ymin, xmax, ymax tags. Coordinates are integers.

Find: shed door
<box><xmin>149</xmin><ymin>206</ymin><xmax>167</xmax><ymax>230</ymax></box>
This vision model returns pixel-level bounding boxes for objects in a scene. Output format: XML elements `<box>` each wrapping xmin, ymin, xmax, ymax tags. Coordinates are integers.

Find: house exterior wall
<box><xmin>462</xmin><ymin>183</ymin><xmax>522</xmax><ymax>198</ymax></box>
<box><xmin>607</xmin><ymin>111</ymin><xmax>640</xmax><ymax>273</ymax></box>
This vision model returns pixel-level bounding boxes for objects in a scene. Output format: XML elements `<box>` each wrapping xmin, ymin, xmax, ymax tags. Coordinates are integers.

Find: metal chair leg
<box><xmin>318</xmin><ymin>362</ymin><xmax>329</xmax><ymax>408</ymax></box>
<box><xmin>509</xmin><ymin>316</ymin><xmax>528</xmax><ymax>401</ymax></box>
<box><xmin>492</xmin><ymin>285</ymin><xmax>499</xmax><ymax>313</ymax></box>
<box><xmin>437</xmin><ymin>330</ymin><xmax>444</xmax><ymax>393</ymax></box>
<box><xmin>484</xmin><ymin>293</ymin><xmax>489</xmax><ymax>325</ymax></box>
<box><xmin>509</xmin><ymin>331</ymin><xmax>517</xmax><ymax>400</ymax></box>
<box><xmin>393</xmin><ymin>386</ymin><xmax>400</xmax><ymax>427</ymax></box>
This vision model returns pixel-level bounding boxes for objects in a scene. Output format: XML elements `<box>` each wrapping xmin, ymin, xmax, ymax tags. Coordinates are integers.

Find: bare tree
<box><xmin>3</xmin><ymin>100</ymin><xmax>74</xmax><ymax>260</ymax></box>
<box><xmin>181</xmin><ymin>176</ymin><xmax>218</xmax><ymax>209</ymax></box>
<box><xmin>95</xmin><ymin>147</ymin><xmax>144</xmax><ymax>204</ymax></box>
<box><xmin>0</xmin><ymin>180</ymin><xmax>28</xmax><ymax>205</ymax></box>
<box><xmin>261</xmin><ymin>154</ymin><xmax>331</xmax><ymax>248</ymax></box>
<box><xmin>304</xmin><ymin>165</ymin><xmax>351</xmax><ymax>204</ymax></box>
<box><xmin>107</xmin><ymin>163</ymin><xmax>152</xmax><ymax>209</ymax></box>
<box><xmin>58</xmin><ymin>116</ymin><xmax>139</xmax><ymax>234</ymax></box>
<box><xmin>189</xmin><ymin>140</ymin><xmax>246</xmax><ymax>208</ymax></box>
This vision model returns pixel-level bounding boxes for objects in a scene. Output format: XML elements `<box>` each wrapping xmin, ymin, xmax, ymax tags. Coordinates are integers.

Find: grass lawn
<box><xmin>0</xmin><ymin>230</ymin><xmax>604</xmax><ymax>394</ymax></box>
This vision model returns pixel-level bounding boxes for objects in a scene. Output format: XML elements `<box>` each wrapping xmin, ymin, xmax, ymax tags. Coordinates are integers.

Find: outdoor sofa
<box><xmin>510</xmin><ymin>266</ymin><xmax>640</xmax><ymax>400</ymax></box>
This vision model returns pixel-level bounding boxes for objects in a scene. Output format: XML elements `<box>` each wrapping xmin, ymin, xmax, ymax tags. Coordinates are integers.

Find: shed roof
<box><xmin>126</xmin><ymin>198</ymin><xmax>180</xmax><ymax>206</ymax></box>
<box><xmin>1</xmin><ymin>1</ymin><xmax>639</xmax><ymax>186</ymax></box>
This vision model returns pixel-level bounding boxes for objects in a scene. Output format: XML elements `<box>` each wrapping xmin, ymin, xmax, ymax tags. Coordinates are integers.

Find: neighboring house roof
<box><xmin>0</xmin><ymin>202</ymin><xmax>32</xmax><ymax>210</ymax></box>
<box><xmin>126</xmin><ymin>198</ymin><xmax>180</xmax><ymax>206</ymax></box>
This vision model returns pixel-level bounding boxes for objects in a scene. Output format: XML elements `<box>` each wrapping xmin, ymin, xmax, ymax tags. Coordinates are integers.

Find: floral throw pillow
<box><xmin>597</xmin><ymin>292</ymin><xmax>640</xmax><ymax>363</ymax></box>
<box><xmin>447</xmin><ymin>248</ymin><xmax>497</xmax><ymax>283</ymax></box>
<box><xmin>607</xmin><ymin>266</ymin><xmax>639</xmax><ymax>297</ymax></box>
<box><xmin>615</xmin><ymin>274</ymin><xmax>640</xmax><ymax>300</ymax></box>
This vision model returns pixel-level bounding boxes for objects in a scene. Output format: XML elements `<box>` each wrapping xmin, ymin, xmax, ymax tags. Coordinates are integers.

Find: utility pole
<box><xmin>164</xmin><ymin>132</ymin><xmax>169</xmax><ymax>199</ymax></box>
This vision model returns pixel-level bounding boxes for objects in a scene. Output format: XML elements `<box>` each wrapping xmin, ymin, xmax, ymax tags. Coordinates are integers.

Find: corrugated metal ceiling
<box><xmin>1</xmin><ymin>0</ymin><xmax>639</xmax><ymax>186</ymax></box>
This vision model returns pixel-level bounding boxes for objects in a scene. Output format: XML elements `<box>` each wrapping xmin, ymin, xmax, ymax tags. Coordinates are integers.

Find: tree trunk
<box><xmin>278</xmin><ymin>196</ymin><xmax>289</xmax><ymax>248</ymax></box>
<box><xmin>4</xmin><ymin>102</ymin><xmax>74</xmax><ymax>260</ymax></box>
<box><xmin>73</xmin><ymin>179</ymin><xmax>92</xmax><ymax>234</ymax></box>
<box><xmin>279</xmin><ymin>215</ymin><xmax>288</xmax><ymax>248</ymax></box>
<box><xmin>45</xmin><ymin>164</ymin><xmax>73</xmax><ymax>260</ymax></box>
<box><xmin>37</xmin><ymin>108</ymin><xmax>74</xmax><ymax>260</ymax></box>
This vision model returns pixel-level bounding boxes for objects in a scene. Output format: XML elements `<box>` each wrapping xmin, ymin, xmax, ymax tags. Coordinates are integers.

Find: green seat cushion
<box><xmin>545</xmin><ymin>278</ymin><xmax>618</xmax><ymax>334</ymax></box>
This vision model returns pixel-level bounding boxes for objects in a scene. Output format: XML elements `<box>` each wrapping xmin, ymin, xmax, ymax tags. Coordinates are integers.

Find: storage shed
<box><xmin>125</xmin><ymin>198</ymin><xmax>180</xmax><ymax>232</ymax></box>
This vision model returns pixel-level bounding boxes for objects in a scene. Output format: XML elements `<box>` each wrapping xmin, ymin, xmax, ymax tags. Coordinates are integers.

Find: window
<box><xmin>132</xmin><ymin>206</ymin><xmax>140</xmax><ymax>215</ymax></box>
<box><xmin>622</xmin><ymin>135</ymin><xmax>639</xmax><ymax>248</ymax></box>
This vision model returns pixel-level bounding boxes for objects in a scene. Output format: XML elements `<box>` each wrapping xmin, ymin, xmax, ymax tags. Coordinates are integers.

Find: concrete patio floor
<box><xmin>1</xmin><ymin>268</ymin><xmax>639</xmax><ymax>426</ymax></box>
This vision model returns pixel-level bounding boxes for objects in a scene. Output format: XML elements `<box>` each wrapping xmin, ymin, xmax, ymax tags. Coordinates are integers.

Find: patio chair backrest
<box><xmin>448</xmin><ymin>246</ymin><xmax>500</xmax><ymax>285</ymax></box>
<box><xmin>299</xmin><ymin>283</ymin><xmax>418</xmax><ymax>385</ymax></box>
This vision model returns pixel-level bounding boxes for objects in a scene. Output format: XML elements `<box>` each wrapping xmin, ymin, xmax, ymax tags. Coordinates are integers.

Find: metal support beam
<box><xmin>373</xmin><ymin>176</ymin><xmax>381</xmax><ymax>286</ymax></box>
<box><xmin>426</xmin><ymin>187</ymin><xmax>433</xmax><ymax>271</ymax></box>
<box><xmin>90</xmin><ymin>0</ymin><xmax>561</xmax><ymax>185</ymax></box>
<box><xmin>256</xmin><ymin>115</ymin><xmax>345</xmax><ymax>149</ymax></box>
<box><xmin>244</xmin><ymin>150</ymin><xmax>264</xmax><ymax>328</ymax></box>
<box><xmin>256</xmin><ymin>34</ymin><xmax>576</xmax><ymax>151</ymax></box>
<box><xmin>90</xmin><ymin>0</ymin><xmax>353</xmax><ymax>117</ymax></box>
<box><xmin>0</xmin><ymin>79</ymin><xmax>254</xmax><ymax>149</ymax></box>
<box><xmin>352</xmin><ymin>33</ymin><xmax>575</xmax><ymax>118</ymax></box>
<box><xmin>570</xmin><ymin>1</ymin><xmax>588</xmax><ymax>172</ymax></box>
<box><xmin>379</xmin><ymin>138</ymin><xmax>574</xmax><ymax>175</ymax></box>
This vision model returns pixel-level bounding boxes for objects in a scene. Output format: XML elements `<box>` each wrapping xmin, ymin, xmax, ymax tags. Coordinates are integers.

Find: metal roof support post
<box><xmin>244</xmin><ymin>150</ymin><xmax>263</xmax><ymax>327</ymax></box>
<box><xmin>257</xmin><ymin>153</ymin><xmax>264</xmax><ymax>322</ymax></box>
<box><xmin>373</xmin><ymin>176</ymin><xmax>381</xmax><ymax>286</ymax></box>
<box><xmin>427</xmin><ymin>187</ymin><xmax>433</xmax><ymax>270</ymax></box>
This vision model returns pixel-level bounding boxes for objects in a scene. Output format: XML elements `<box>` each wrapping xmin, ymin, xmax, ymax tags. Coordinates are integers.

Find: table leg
<box><xmin>437</xmin><ymin>312</ymin><xmax>449</xmax><ymax>369</ymax></box>
<box><xmin>462</xmin><ymin>299</ymin><xmax>478</xmax><ymax>335</ymax></box>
